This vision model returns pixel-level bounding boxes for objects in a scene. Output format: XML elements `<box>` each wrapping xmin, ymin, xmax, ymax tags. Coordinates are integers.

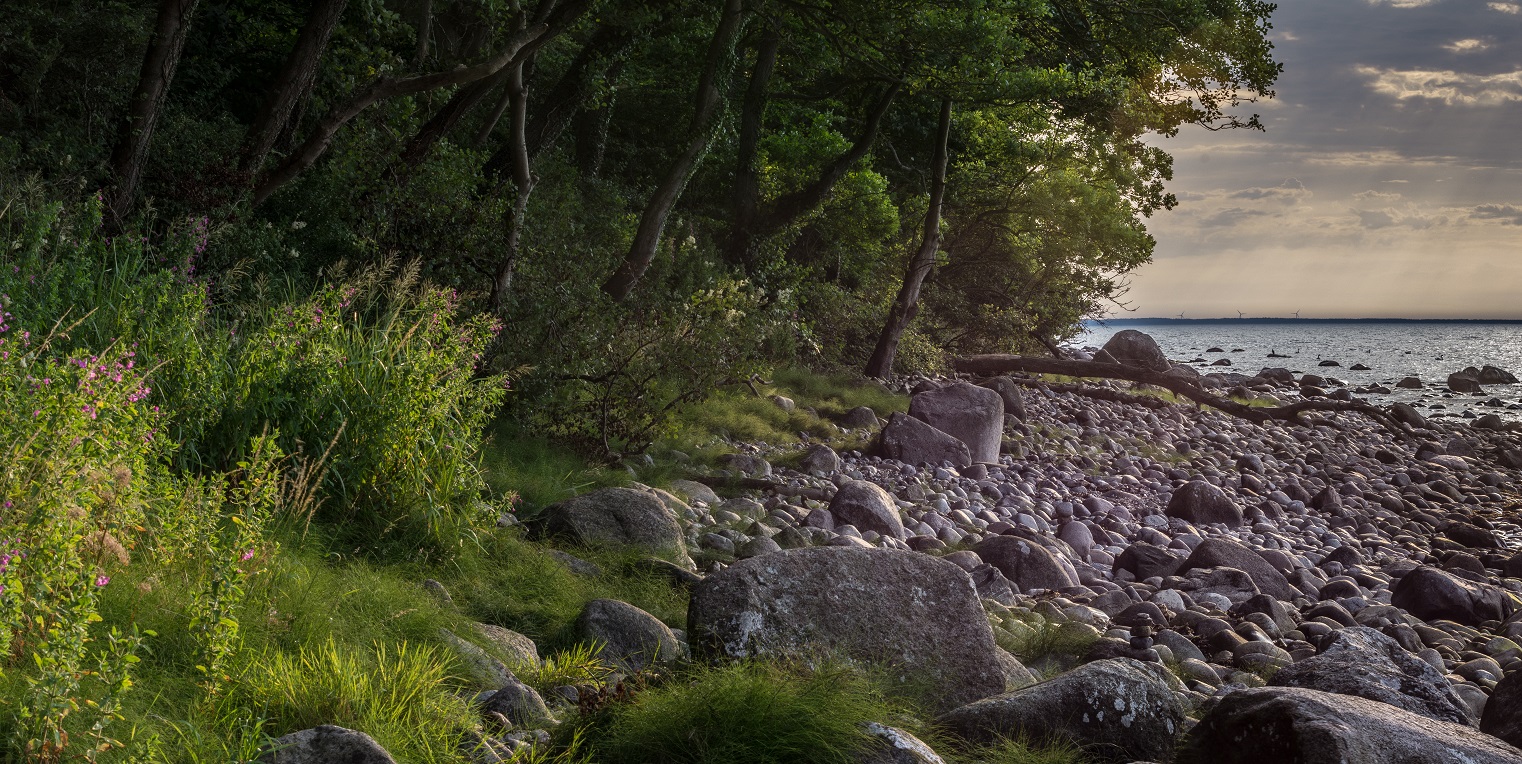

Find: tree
<box><xmin>105</xmin><ymin>0</ymin><xmax>199</xmax><ymax>227</ymax></box>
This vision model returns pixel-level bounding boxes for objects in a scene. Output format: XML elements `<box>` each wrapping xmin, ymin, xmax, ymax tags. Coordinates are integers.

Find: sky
<box><xmin>1120</xmin><ymin>0</ymin><xmax>1522</xmax><ymax>319</ymax></box>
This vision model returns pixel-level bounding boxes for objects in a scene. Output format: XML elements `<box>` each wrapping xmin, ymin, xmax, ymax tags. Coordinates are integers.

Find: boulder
<box><xmin>973</xmin><ymin>535</ymin><xmax>1080</xmax><ymax>592</ymax></box>
<box><xmin>1390</xmin><ymin>402</ymin><xmax>1428</xmax><ymax>429</ymax></box>
<box><xmin>842</xmin><ymin>406</ymin><xmax>881</xmax><ymax>429</ymax></box>
<box><xmin>1102</xmin><ymin>330</ymin><xmax>1171</xmax><ymax>372</ymax></box>
<box><xmin>473</xmin><ymin>623</ymin><xmax>541</xmax><ymax>668</ymax></box>
<box><xmin>574</xmin><ymin>599</ymin><xmax>681</xmax><ymax>671</ymax></box>
<box><xmin>668</xmin><ymin>479</ymin><xmax>721</xmax><ymax>506</ymax></box>
<box><xmin>1268</xmin><ymin>626</ymin><xmax>1474</xmax><ymax>726</ymax></box>
<box><xmin>828</xmin><ymin>480</ymin><xmax>908</xmax><ymax>540</ymax></box>
<box><xmin>481</xmin><ymin>679</ymin><xmax>557</xmax><ymax>728</ymax></box>
<box><xmin>1479</xmin><ymin>365</ymin><xmax>1518</xmax><ymax>384</ymax></box>
<box><xmin>858</xmin><ymin>723</ymin><xmax>947</xmax><ymax>764</ymax></box>
<box><xmin>799</xmin><ymin>444</ymin><xmax>842</xmax><ymax>474</ymax></box>
<box><xmin>1165</xmin><ymin>481</ymin><xmax>1243</xmax><ymax>527</ymax></box>
<box><xmin>878</xmin><ymin>413</ymin><xmax>972</xmax><ymax>468</ymax></box>
<box><xmin>540</xmin><ymin>487</ymin><xmax>692</xmax><ymax>568</ymax></box>
<box><xmin>939</xmin><ymin>658</ymin><xmax>1186</xmax><ymax>764</ymax></box>
<box><xmin>438</xmin><ymin>628</ymin><xmax>516</xmax><ymax>690</ymax></box>
<box><xmin>1449</xmin><ymin>371</ymin><xmax>1483</xmax><ymax>394</ymax></box>
<box><xmin>1179</xmin><ymin>687</ymin><xmax>1522</xmax><ymax>764</ymax></box>
<box><xmin>260</xmin><ymin>726</ymin><xmax>396</xmax><ymax>764</ymax></box>
<box><xmin>1114</xmin><ymin>543</ymin><xmax>1184</xmax><ymax>580</ymax></box>
<box><xmin>688</xmin><ymin>548</ymin><xmax>1004</xmax><ymax>712</ymax></box>
<box><xmin>908</xmin><ymin>382</ymin><xmax>1004</xmax><ymax>464</ymax></box>
<box><xmin>1481</xmin><ymin>668</ymin><xmax>1522</xmax><ymax>749</ymax></box>
<box><xmin>978</xmin><ymin>376</ymin><xmax>1027</xmax><ymax>421</ymax></box>
<box><xmin>1176</xmin><ymin>537</ymin><xmax>1293</xmax><ymax>600</ymax></box>
<box><xmin>1390</xmin><ymin>566</ymin><xmax>1517</xmax><ymax>627</ymax></box>
<box><xmin>1396</xmin><ymin>376</ymin><xmax>1423</xmax><ymax>389</ymax></box>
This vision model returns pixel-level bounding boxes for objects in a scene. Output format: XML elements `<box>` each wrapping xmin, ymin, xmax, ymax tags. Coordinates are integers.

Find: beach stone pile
<box><xmin>318</xmin><ymin>330</ymin><xmax>1522</xmax><ymax>763</ymax></box>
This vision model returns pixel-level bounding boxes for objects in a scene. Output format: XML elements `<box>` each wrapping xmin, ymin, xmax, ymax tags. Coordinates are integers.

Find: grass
<box><xmin>480</xmin><ymin>421</ymin><xmax>632</xmax><ymax>514</ymax></box>
<box><xmin>942</xmin><ymin>736</ymin><xmax>1091</xmax><ymax>764</ymax></box>
<box><xmin>585</xmin><ymin>662</ymin><xmax>893</xmax><ymax>764</ymax></box>
<box><xmin>655</xmin><ymin>367</ymin><xmax>906</xmax><ymax>468</ymax></box>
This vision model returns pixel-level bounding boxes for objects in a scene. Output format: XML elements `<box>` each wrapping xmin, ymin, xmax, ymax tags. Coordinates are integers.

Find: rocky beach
<box><xmin>446</xmin><ymin>327</ymin><xmax>1522</xmax><ymax>764</ymax></box>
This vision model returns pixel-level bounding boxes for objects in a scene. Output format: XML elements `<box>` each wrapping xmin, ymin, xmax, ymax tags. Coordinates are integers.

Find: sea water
<box><xmin>1075</xmin><ymin>320</ymin><xmax>1522</xmax><ymax>419</ymax></box>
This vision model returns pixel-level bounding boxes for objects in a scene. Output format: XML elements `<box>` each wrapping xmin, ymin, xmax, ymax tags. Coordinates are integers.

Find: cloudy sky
<box><xmin>1121</xmin><ymin>0</ymin><xmax>1522</xmax><ymax>319</ymax></box>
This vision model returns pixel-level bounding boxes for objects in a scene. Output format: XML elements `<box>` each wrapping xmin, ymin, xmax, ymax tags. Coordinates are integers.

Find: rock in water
<box><xmin>1179</xmin><ymin>687</ymin><xmax>1522</xmax><ymax>764</ymax></box>
<box><xmin>878</xmin><ymin>412</ymin><xmax>972</xmax><ymax>468</ymax></box>
<box><xmin>1448</xmin><ymin>371</ymin><xmax>1483</xmax><ymax>393</ymax></box>
<box><xmin>540</xmin><ymin>487</ymin><xmax>692</xmax><ymax>568</ymax></box>
<box><xmin>1101</xmin><ymin>330</ymin><xmax>1170</xmax><ymax>371</ymax></box>
<box><xmin>1175</xmin><ymin>537</ymin><xmax>1293</xmax><ymax>600</ymax></box>
<box><xmin>1396</xmin><ymin>376</ymin><xmax>1423</xmax><ymax>389</ymax></box>
<box><xmin>1165</xmin><ymin>480</ymin><xmax>1243</xmax><ymax>527</ymax></box>
<box><xmin>1268</xmin><ymin>626</ymin><xmax>1474</xmax><ymax>726</ymax></box>
<box><xmin>939</xmin><ymin>658</ymin><xmax>1186</xmax><ymax>764</ymax></box>
<box><xmin>1390</xmin><ymin>566</ymin><xmax>1517</xmax><ymax>627</ymax></box>
<box><xmin>688</xmin><ymin>548</ymin><xmax>1004</xmax><ymax>712</ymax></box>
<box><xmin>828</xmin><ymin>479</ymin><xmax>908</xmax><ymax>540</ymax></box>
<box><xmin>260</xmin><ymin>726</ymin><xmax>397</xmax><ymax>764</ymax></box>
<box><xmin>973</xmin><ymin>535</ymin><xmax>1080</xmax><ymax>592</ymax></box>
<box><xmin>575</xmin><ymin>599</ymin><xmax>681</xmax><ymax>671</ymax></box>
<box><xmin>1479</xmin><ymin>365</ymin><xmax>1518</xmax><ymax>384</ymax></box>
<box><xmin>908</xmin><ymin>382</ymin><xmax>1004</xmax><ymax>464</ymax></box>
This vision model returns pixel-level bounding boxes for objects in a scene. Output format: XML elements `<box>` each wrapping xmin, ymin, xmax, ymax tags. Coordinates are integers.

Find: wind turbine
<box><xmin>1292</xmin><ymin>309</ymin><xmax>1301</xmax><ymax>319</ymax></box>
<box><xmin>1176</xmin><ymin>310</ymin><xmax>1186</xmax><ymax>320</ymax></box>
<box><xmin>1237</xmin><ymin>310</ymin><xmax>1245</xmax><ymax>320</ymax></box>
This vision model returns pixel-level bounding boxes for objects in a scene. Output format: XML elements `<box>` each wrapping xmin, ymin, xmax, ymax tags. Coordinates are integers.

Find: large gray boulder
<box><xmin>972</xmin><ymin>535</ymin><xmax>1080</xmax><ymax>593</ymax></box>
<box><xmin>878</xmin><ymin>412</ymin><xmax>972</xmax><ymax>468</ymax></box>
<box><xmin>1268</xmin><ymin>626</ymin><xmax>1474</xmax><ymax>726</ymax></box>
<box><xmin>1179</xmin><ymin>687</ymin><xmax>1522</xmax><ymax>764</ymax></box>
<box><xmin>1479</xmin><ymin>365</ymin><xmax>1518</xmax><ymax>384</ymax></box>
<box><xmin>1101</xmin><ymin>330</ymin><xmax>1170</xmax><ymax>371</ymax></box>
<box><xmin>480</xmin><ymin>679</ymin><xmax>557</xmax><ymax>728</ymax></box>
<box><xmin>574</xmin><ymin>599</ymin><xmax>681</xmax><ymax>672</ymax></box>
<box><xmin>978</xmin><ymin>376</ymin><xmax>1026</xmax><ymax>421</ymax></box>
<box><xmin>688</xmin><ymin>548</ymin><xmax>1004</xmax><ymax>712</ymax></box>
<box><xmin>828</xmin><ymin>480</ymin><xmax>908</xmax><ymax>540</ymax></box>
<box><xmin>939</xmin><ymin>658</ymin><xmax>1186</xmax><ymax>764</ymax></box>
<box><xmin>1175</xmin><ymin>537</ymin><xmax>1293</xmax><ymax>600</ymax></box>
<box><xmin>1482</xmin><ymin>668</ymin><xmax>1522</xmax><ymax>748</ymax></box>
<box><xmin>1391</xmin><ymin>565</ymin><xmax>1518</xmax><ymax>627</ymax></box>
<box><xmin>908</xmin><ymin>382</ymin><xmax>1004</xmax><ymax>464</ymax></box>
<box><xmin>260</xmin><ymin>726</ymin><xmax>396</xmax><ymax>764</ymax></box>
<box><xmin>539</xmin><ymin>487</ymin><xmax>692</xmax><ymax>568</ymax></box>
<box><xmin>473</xmin><ymin>622</ymin><xmax>540</xmax><ymax>668</ymax></box>
<box><xmin>1165</xmin><ymin>481</ymin><xmax>1243</xmax><ymax>527</ymax></box>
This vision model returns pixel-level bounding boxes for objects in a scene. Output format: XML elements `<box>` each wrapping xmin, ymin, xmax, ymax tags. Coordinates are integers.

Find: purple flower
<box><xmin>95</xmin><ymin>574</ymin><xmax>110</xmax><ymax>587</ymax></box>
<box><xmin>241</xmin><ymin>549</ymin><xmax>255</xmax><ymax>561</ymax></box>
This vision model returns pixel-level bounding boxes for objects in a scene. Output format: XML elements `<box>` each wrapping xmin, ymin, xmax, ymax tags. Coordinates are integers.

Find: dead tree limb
<box><xmin>956</xmin><ymin>354</ymin><xmax>1414</xmax><ymax>439</ymax></box>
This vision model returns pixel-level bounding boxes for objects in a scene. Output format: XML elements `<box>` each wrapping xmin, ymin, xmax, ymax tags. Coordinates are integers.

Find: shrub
<box><xmin>589</xmin><ymin>662</ymin><xmax>890</xmax><ymax>764</ymax></box>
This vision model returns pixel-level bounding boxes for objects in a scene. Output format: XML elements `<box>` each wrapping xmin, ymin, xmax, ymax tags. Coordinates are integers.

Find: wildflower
<box><xmin>95</xmin><ymin>574</ymin><xmax>110</xmax><ymax>587</ymax></box>
<box><xmin>241</xmin><ymin>549</ymin><xmax>255</xmax><ymax>561</ymax></box>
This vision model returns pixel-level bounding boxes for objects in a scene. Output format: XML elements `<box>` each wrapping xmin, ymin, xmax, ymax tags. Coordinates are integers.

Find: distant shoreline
<box><xmin>1087</xmin><ymin>317</ymin><xmax>1522</xmax><ymax>325</ymax></box>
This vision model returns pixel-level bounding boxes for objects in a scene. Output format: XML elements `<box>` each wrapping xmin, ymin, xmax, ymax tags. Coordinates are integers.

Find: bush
<box><xmin>589</xmin><ymin>662</ymin><xmax>889</xmax><ymax>764</ymax></box>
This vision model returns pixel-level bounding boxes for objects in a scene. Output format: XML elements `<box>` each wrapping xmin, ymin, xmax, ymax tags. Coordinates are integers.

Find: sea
<box><xmin>1074</xmin><ymin>319</ymin><xmax>1522</xmax><ymax>420</ymax></box>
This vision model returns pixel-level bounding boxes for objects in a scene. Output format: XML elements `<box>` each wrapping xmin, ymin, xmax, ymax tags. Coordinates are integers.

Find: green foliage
<box><xmin>588</xmin><ymin>662</ymin><xmax>890</xmax><ymax>764</ymax></box>
<box><xmin>217</xmin><ymin>639</ymin><xmax>471</xmax><ymax>764</ymax></box>
<box><xmin>943</xmin><ymin>736</ymin><xmax>1091</xmax><ymax>764</ymax></box>
<box><xmin>514</xmin><ymin>642</ymin><xmax>616</xmax><ymax>695</ymax></box>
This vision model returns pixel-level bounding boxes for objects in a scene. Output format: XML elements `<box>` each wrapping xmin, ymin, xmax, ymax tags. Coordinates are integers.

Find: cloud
<box><xmin>1199</xmin><ymin>208</ymin><xmax>1272</xmax><ymax>228</ymax></box>
<box><xmin>1355</xmin><ymin>209</ymin><xmax>1399</xmax><ymax>229</ymax></box>
<box><xmin>1358</xmin><ymin>66</ymin><xmax>1522</xmax><ymax>105</ymax></box>
<box><xmin>1470</xmin><ymin>204</ymin><xmax>1522</xmax><ymax>224</ymax></box>
<box><xmin>1367</xmin><ymin>0</ymin><xmax>1437</xmax><ymax>6</ymax></box>
<box><xmin>1489</xmin><ymin>2</ymin><xmax>1521</xmax><ymax>12</ymax></box>
<box><xmin>1226</xmin><ymin>179</ymin><xmax>1311</xmax><ymax>202</ymax></box>
<box><xmin>1353</xmin><ymin>190</ymin><xmax>1403</xmax><ymax>201</ymax></box>
<box><xmin>1443</xmin><ymin>39</ymin><xmax>1491</xmax><ymax>53</ymax></box>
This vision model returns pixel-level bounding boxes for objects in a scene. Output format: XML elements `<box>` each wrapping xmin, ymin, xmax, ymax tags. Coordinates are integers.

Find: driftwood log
<box><xmin>955</xmin><ymin>354</ymin><xmax>1415</xmax><ymax>439</ymax></box>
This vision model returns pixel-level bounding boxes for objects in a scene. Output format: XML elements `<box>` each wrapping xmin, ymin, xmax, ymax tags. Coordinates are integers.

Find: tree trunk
<box><xmin>239</xmin><ymin>0</ymin><xmax>348</xmax><ymax>177</ymax></box>
<box><xmin>250</xmin><ymin>19</ymin><xmax>554</xmax><ymax>208</ymax></box>
<box><xmin>106</xmin><ymin>0</ymin><xmax>200</xmax><ymax>227</ymax></box>
<box><xmin>398</xmin><ymin>69</ymin><xmax>508</xmax><ymax>168</ymax></box>
<box><xmin>600</xmin><ymin>0</ymin><xmax>745</xmax><ymax>301</ymax></box>
<box><xmin>414</xmin><ymin>0</ymin><xmax>433</xmax><ymax>65</ymax></box>
<box><xmin>487</xmin><ymin>58</ymin><xmax>534</xmax><ymax>313</ymax></box>
<box><xmin>728</xmin><ymin>81</ymin><xmax>899</xmax><ymax>268</ymax></box>
<box><xmin>865</xmin><ymin>97</ymin><xmax>953</xmax><ymax>379</ymax></box>
<box><xmin>723</xmin><ymin>28</ymin><xmax>780</xmax><ymax>270</ymax></box>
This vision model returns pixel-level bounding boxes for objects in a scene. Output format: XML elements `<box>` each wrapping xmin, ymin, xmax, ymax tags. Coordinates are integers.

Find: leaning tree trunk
<box><xmin>106</xmin><ymin>0</ymin><xmax>200</xmax><ymax>227</ymax></box>
<box><xmin>600</xmin><ymin>0</ymin><xmax>745</xmax><ymax>301</ymax></box>
<box><xmin>865</xmin><ymin>98</ymin><xmax>953</xmax><ymax>379</ymax></box>
<box><xmin>487</xmin><ymin>57</ymin><xmax>535</xmax><ymax>313</ymax></box>
<box><xmin>239</xmin><ymin>0</ymin><xmax>348</xmax><ymax>177</ymax></box>
<box><xmin>723</xmin><ymin>28</ymin><xmax>780</xmax><ymax>270</ymax></box>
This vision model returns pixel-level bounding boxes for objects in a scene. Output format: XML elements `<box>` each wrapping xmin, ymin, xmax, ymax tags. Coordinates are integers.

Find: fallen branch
<box><xmin>683</xmin><ymin>473</ymin><xmax>834</xmax><ymax>501</ymax></box>
<box><xmin>956</xmin><ymin>354</ymin><xmax>1414</xmax><ymax>440</ymax></box>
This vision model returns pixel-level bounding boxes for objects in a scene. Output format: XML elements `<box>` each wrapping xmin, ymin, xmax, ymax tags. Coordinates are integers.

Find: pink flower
<box><xmin>241</xmin><ymin>549</ymin><xmax>255</xmax><ymax>561</ymax></box>
<box><xmin>95</xmin><ymin>574</ymin><xmax>110</xmax><ymax>587</ymax></box>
